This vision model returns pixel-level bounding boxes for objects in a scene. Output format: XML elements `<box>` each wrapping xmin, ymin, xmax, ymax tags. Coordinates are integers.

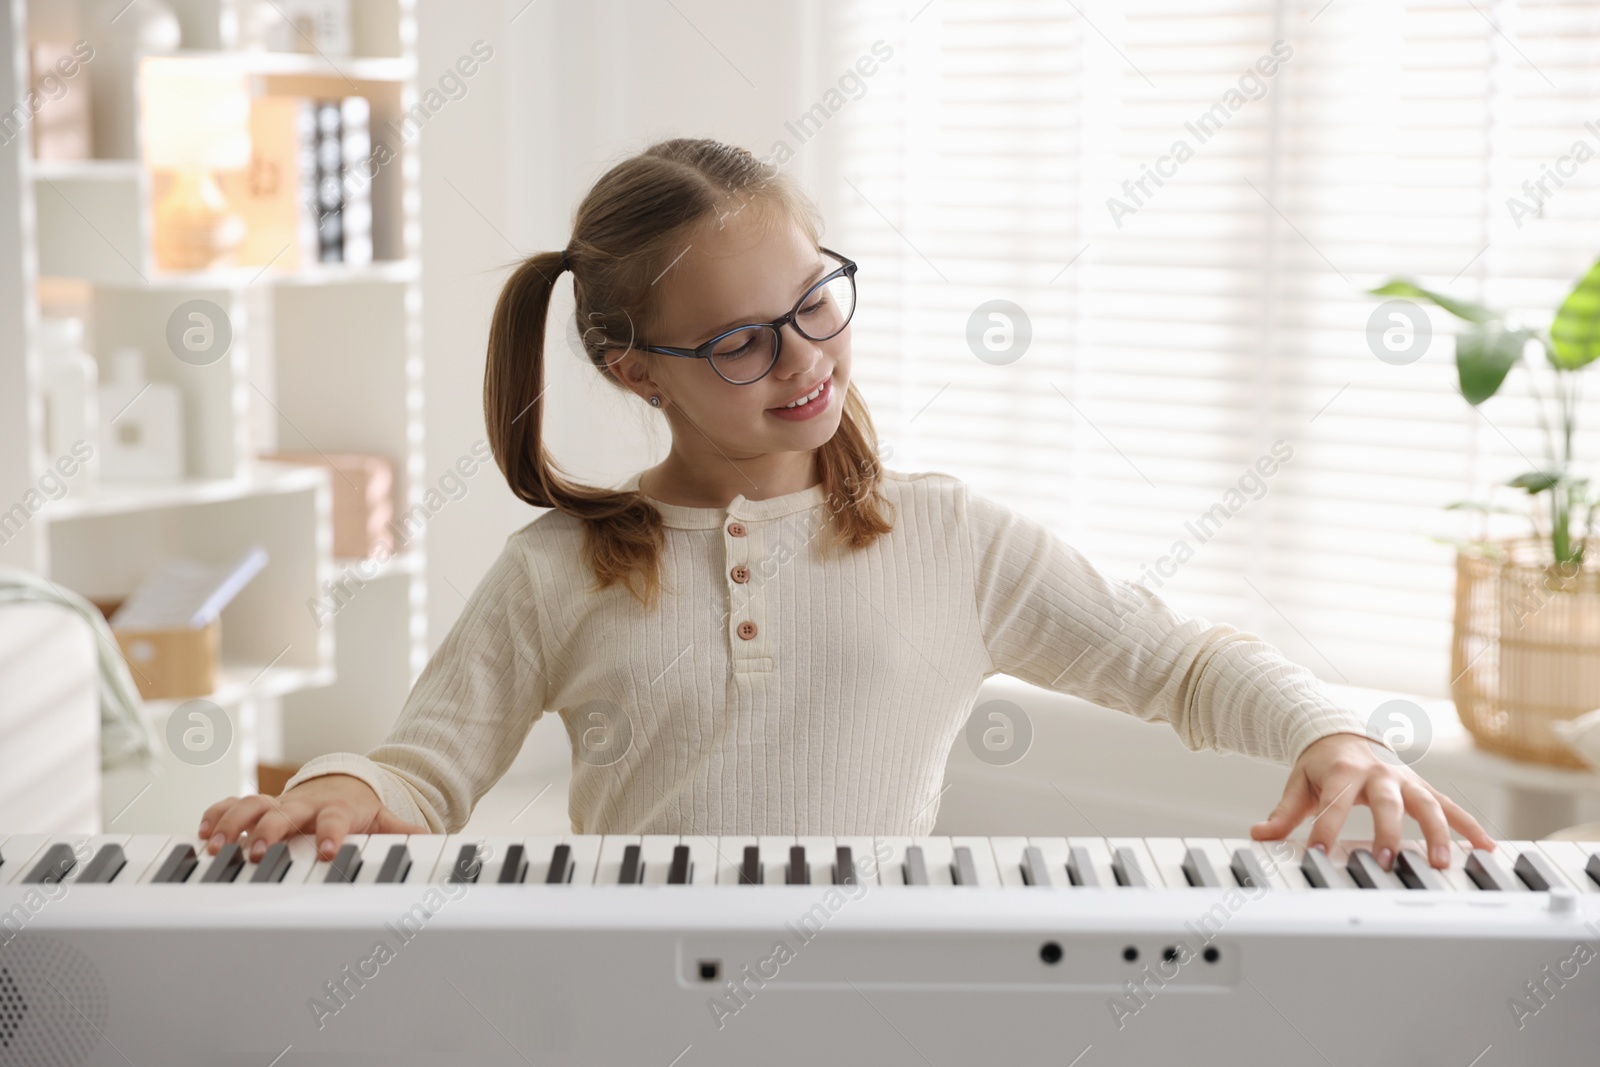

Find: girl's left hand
<box><xmin>1249</xmin><ymin>731</ymin><xmax>1496</xmax><ymax>870</ymax></box>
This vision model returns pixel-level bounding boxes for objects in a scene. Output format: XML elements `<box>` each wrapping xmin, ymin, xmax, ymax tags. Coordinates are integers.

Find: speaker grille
<box><xmin>0</xmin><ymin>935</ymin><xmax>107</xmax><ymax>1067</ymax></box>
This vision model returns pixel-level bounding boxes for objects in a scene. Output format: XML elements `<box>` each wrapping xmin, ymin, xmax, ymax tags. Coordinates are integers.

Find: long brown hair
<box><xmin>484</xmin><ymin>138</ymin><xmax>893</xmax><ymax>609</ymax></box>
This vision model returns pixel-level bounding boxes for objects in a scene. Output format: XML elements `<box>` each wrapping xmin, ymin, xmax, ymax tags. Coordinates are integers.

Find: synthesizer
<box><xmin>2</xmin><ymin>831</ymin><xmax>1598</xmax><ymax>1066</ymax></box>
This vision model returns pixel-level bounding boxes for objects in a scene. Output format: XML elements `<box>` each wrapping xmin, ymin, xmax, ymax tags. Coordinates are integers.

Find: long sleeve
<box><xmin>961</xmin><ymin>482</ymin><xmax>1386</xmax><ymax>766</ymax></box>
<box><xmin>279</xmin><ymin>535</ymin><xmax>549</xmax><ymax>832</ymax></box>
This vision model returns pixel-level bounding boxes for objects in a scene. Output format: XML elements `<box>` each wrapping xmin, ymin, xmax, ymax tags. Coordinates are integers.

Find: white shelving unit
<box><xmin>0</xmin><ymin>0</ymin><xmax>426</xmax><ymax>834</ymax></box>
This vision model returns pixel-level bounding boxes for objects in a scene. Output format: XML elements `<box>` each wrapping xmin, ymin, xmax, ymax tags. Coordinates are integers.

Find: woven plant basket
<box><xmin>1451</xmin><ymin>539</ymin><xmax>1600</xmax><ymax>768</ymax></box>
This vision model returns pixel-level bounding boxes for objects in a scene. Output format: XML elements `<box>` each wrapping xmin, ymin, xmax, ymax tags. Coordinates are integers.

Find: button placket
<box><xmin>726</xmin><ymin>514</ymin><xmax>764</xmax><ymax>657</ymax></box>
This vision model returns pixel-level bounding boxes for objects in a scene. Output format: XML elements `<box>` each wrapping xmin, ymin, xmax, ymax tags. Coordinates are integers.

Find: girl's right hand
<box><xmin>197</xmin><ymin>774</ymin><xmax>431</xmax><ymax>862</ymax></box>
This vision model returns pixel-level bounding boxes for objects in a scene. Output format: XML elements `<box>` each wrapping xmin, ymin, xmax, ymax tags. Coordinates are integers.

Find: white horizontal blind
<box><xmin>826</xmin><ymin>0</ymin><xmax>1600</xmax><ymax>698</ymax></box>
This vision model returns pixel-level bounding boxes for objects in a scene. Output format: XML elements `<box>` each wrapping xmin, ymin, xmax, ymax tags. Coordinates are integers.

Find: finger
<box><xmin>1401</xmin><ymin>781</ymin><xmax>1453</xmax><ymax>867</ymax></box>
<box><xmin>1365</xmin><ymin>776</ymin><xmax>1406</xmax><ymax>870</ymax></box>
<box><xmin>1251</xmin><ymin>772</ymin><xmax>1314</xmax><ymax>840</ymax></box>
<box><xmin>372</xmin><ymin>807</ymin><xmax>431</xmax><ymax>836</ymax></box>
<box><xmin>1430</xmin><ymin>786</ymin><xmax>1495</xmax><ymax>851</ymax></box>
<box><xmin>1306</xmin><ymin>776</ymin><xmax>1362</xmax><ymax>854</ymax></box>
<box><xmin>246</xmin><ymin>803</ymin><xmax>309</xmax><ymax>861</ymax></box>
<box><xmin>208</xmin><ymin>795</ymin><xmax>272</xmax><ymax>854</ymax></box>
<box><xmin>197</xmin><ymin>797</ymin><xmax>240</xmax><ymax>839</ymax></box>
<box><xmin>313</xmin><ymin>805</ymin><xmax>354</xmax><ymax>860</ymax></box>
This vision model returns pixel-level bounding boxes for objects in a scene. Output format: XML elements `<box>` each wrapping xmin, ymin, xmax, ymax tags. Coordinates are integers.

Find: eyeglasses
<box><xmin>636</xmin><ymin>247</ymin><xmax>857</xmax><ymax>385</ymax></box>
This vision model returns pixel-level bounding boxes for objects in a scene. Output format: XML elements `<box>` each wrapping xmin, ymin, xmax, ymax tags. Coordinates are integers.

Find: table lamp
<box><xmin>140</xmin><ymin>59</ymin><xmax>251</xmax><ymax>271</ymax></box>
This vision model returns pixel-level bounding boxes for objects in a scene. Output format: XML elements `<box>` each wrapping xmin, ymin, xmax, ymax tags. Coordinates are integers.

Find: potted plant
<box><xmin>1368</xmin><ymin>259</ymin><xmax>1600</xmax><ymax>767</ymax></box>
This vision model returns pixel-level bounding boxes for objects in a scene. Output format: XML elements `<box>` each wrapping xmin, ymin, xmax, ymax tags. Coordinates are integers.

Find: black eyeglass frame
<box><xmin>634</xmin><ymin>247</ymin><xmax>858</xmax><ymax>385</ymax></box>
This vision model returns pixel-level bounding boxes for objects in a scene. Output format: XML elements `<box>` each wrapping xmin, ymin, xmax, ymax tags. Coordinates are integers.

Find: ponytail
<box><xmin>483</xmin><ymin>138</ymin><xmax>893</xmax><ymax>610</ymax></box>
<box><xmin>484</xmin><ymin>249</ymin><xmax>667</xmax><ymax>608</ymax></box>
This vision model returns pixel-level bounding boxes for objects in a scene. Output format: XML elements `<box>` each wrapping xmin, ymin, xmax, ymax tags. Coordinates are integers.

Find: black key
<box><xmin>787</xmin><ymin>845</ymin><xmax>808</xmax><ymax>885</ymax></box>
<box><xmin>544</xmin><ymin>844</ymin><xmax>573</xmax><ymax>884</ymax></box>
<box><xmin>376</xmin><ymin>844</ymin><xmax>412</xmax><ymax>884</ymax></box>
<box><xmin>1021</xmin><ymin>846</ymin><xmax>1052</xmax><ymax>887</ymax></box>
<box><xmin>447</xmin><ymin>844</ymin><xmax>481</xmax><ymax>883</ymax></box>
<box><xmin>668</xmin><ymin>845</ymin><xmax>691</xmax><ymax>885</ymax></box>
<box><xmin>1395</xmin><ymin>849</ymin><xmax>1447</xmax><ymax>891</ymax></box>
<box><xmin>79</xmin><ymin>844</ymin><xmax>127</xmax><ymax>885</ymax></box>
<box><xmin>1587</xmin><ymin>852</ymin><xmax>1600</xmax><ymax>889</ymax></box>
<box><xmin>497</xmin><ymin>843</ymin><xmax>528</xmax><ymax>884</ymax></box>
<box><xmin>1514</xmin><ymin>850</ymin><xmax>1563</xmax><ymax>892</ymax></box>
<box><xmin>1182</xmin><ymin>848</ymin><xmax>1221</xmax><ymax>888</ymax></box>
<box><xmin>249</xmin><ymin>842</ymin><xmax>293</xmax><ymax>883</ymax></box>
<box><xmin>1300</xmin><ymin>847</ymin><xmax>1341</xmax><ymax>889</ymax></box>
<box><xmin>1464</xmin><ymin>849</ymin><xmax>1520</xmax><ymax>892</ymax></box>
<box><xmin>903</xmin><ymin>846</ymin><xmax>929</xmax><ymax>886</ymax></box>
<box><xmin>200</xmin><ymin>843</ymin><xmax>245</xmax><ymax>883</ymax></box>
<box><xmin>1346</xmin><ymin>848</ymin><xmax>1387</xmax><ymax>889</ymax></box>
<box><xmin>1230</xmin><ymin>848</ymin><xmax>1270</xmax><ymax>889</ymax></box>
<box><xmin>740</xmin><ymin>846</ymin><xmax>761</xmax><ymax>885</ymax></box>
<box><xmin>618</xmin><ymin>844</ymin><xmax>642</xmax><ymax>885</ymax></box>
<box><xmin>1066</xmin><ymin>845</ymin><xmax>1099</xmax><ymax>887</ymax></box>
<box><xmin>154</xmin><ymin>844</ymin><xmax>199</xmax><ymax>884</ymax></box>
<box><xmin>835</xmin><ymin>846</ymin><xmax>856</xmax><ymax>886</ymax></box>
<box><xmin>952</xmin><ymin>846</ymin><xmax>978</xmax><ymax>887</ymax></box>
<box><xmin>1111</xmin><ymin>847</ymin><xmax>1148</xmax><ymax>888</ymax></box>
<box><xmin>23</xmin><ymin>843</ymin><xmax>76</xmax><ymax>885</ymax></box>
<box><xmin>324</xmin><ymin>843</ymin><xmax>362</xmax><ymax>884</ymax></box>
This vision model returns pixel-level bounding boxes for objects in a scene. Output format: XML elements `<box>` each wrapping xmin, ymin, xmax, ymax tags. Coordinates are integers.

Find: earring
<box><xmin>648</xmin><ymin>395</ymin><xmax>662</xmax><ymax>408</ymax></box>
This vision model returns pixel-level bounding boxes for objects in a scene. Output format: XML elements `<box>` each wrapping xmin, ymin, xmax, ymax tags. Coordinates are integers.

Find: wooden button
<box><xmin>727</xmin><ymin>522</ymin><xmax>746</xmax><ymax>537</ymax></box>
<box><xmin>736</xmin><ymin>620</ymin><xmax>758</xmax><ymax>640</ymax></box>
<box><xmin>731</xmin><ymin>565</ymin><xmax>750</xmax><ymax>583</ymax></box>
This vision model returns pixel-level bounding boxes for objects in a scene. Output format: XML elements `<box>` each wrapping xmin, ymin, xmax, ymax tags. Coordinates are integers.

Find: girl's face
<box><xmin>614</xmin><ymin>207</ymin><xmax>852</xmax><ymax>465</ymax></box>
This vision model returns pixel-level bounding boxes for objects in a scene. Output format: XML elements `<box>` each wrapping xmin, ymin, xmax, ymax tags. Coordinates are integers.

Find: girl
<box><xmin>201</xmin><ymin>138</ymin><xmax>1492</xmax><ymax>874</ymax></box>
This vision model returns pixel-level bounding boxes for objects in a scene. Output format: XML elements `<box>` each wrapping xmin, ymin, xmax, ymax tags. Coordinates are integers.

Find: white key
<box><xmin>520</xmin><ymin>836</ymin><xmax>567</xmax><ymax>884</ymax></box>
<box><xmin>1184</xmin><ymin>838</ymin><xmax>1242</xmax><ymax>888</ymax></box>
<box><xmin>758</xmin><ymin>835</ymin><xmax>796</xmax><ymax>885</ymax></box>
<box><xmin>562</xmin><ymin>835</ymin><xmax>602</xmax><ymax>886</ymax></box>
<box><xmin>306</xmin><ymin>834</ymin><xmax>370</xmax><ymax>884</ymax></box>
<box><xmin>1448</xmin><ymin>840</ymin><xmax>1486</xmax><ymax>891</ymax></box>
<box><xmin>2</xmin><ymin>835</ymin><xmax>72</xmax><ymax>884</ymax></box>
<box><xmin>910</xmin><ymin>836</ymin><xmax>955</xmax><ymax>886</ymax></box>
<box><xmin>639</xmin><ymin>835</ymin><xmax>680</xmax><ymax>885</ymax></box>
<box><xmin>396</xmin><ymin>835</ymin><xmax>447</xmax><ymax>885</ymax></box>
<box><xmin>989</xmin><ymin>836</ymin><xmax>1030</xmax><ymax>887</ymax></box>
<box><xmin>796</xmin><ymin>836</ymin><xmax>835</xmax><ymax>886</ymax></box>
<box><xmin>1106</xmin><ymin>836</ymin><xmax>1164</xmax><ymax>887</ymax></box>
<box><xmin>715</xmin><ymin>836</ymin><xmax>759</xmax><ymax>885</ymax></box>
<box><xmin>240</xmin><ymin>833</ymin><xmax>320</xmax><ymax>884</ymax></box>
<box><xmin>474</xmin><ymin>835</ymin><xmax>530</xmax><ymax>883</ymax></box>
<box><xmin>596</xmin><ymin>835</ymin><xmax>642</xmax><ymax>885</ymax></box>
<box><xmin>1247</xmin><ymin>839</ymin><xmax>1314</xmax><ymax>889</ymax></box>
<box><xmin>1065</xmin><ymin>836</ymin><xmax>1116</xmax><ymax>887</ymax></box>
<box><xmin>347</xmin><ymin>834</ymin><xmax>408</xmax><ymax>884</ymax></box>
<box><xmin>1144</xmin><ymin>838</ymin><xmax>1191</xmax><ymax>888</ymax></box>
<box><xmin>949</xmin><ymin>837</ymin><xmax>1001</xmax><ymax>887</ymax></box>
<box><xmin>1535</xmin><ymin>841</ymin><xmax>1597</xmax><ymax>892</ymax></box>
<box><xmin>874</xmin><ymin>837</ymin><xmax>914</xmax><ymax>886</ymax></box>
<box><xmin>116</xmin><ymin>835</ymin><xmax>174</xmax><ymax>884</ymax></box>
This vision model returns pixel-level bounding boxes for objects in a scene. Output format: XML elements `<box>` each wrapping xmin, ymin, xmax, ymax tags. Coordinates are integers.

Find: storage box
<box><xmin>114</xmin><ymin>620</ymin><xmax>221</xmax><ymax>701</ymax></box>
<box><xmin>260</xmin><ymin>450</ymin><xmax>394</xmax><ymax>559</ymax></box>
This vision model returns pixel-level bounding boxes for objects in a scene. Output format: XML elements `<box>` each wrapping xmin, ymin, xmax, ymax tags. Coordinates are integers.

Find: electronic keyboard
<box><xmin>3</xmin><ymin>832</ymin><xmax>1598</xmax><ymax>1066</ymax></box>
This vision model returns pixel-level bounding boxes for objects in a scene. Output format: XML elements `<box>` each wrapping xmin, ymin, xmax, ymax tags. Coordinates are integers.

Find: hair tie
<box><xmin>559</xmin><ymin>248</ymin><xmax>571</xmax><ymax>273</ymax></box>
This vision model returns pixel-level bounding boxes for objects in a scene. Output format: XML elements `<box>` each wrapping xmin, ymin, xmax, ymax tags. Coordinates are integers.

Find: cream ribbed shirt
<box><xmin>281</xmin><ymin>469</ymin><xmax>1381</xmax><ymax>835</ymax></box>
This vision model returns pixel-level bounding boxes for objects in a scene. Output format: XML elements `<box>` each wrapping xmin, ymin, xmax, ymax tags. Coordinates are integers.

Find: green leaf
<box><xmin>1455</xmin><ymin>323</ymin><xmax>1530</xmax><ymax>404</ymax></box>
<box><xmin>1550</xmin><ymin>257</ymin><xmax>1600</xmax><ymax>370</ymax></box>
<box><xmin>1370</xmin><ymin>279</ymin><xmax>1495</xmax><ymax>323</ymax></box>
<box><xmin>1507</xmin><ymin>470</ymin><xmax>1562</xmax><ymax>493</ymax></box>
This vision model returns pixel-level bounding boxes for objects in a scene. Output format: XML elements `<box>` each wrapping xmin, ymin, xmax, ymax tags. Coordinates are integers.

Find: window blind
<box><xmin>823</xmin><ymin>0</ymin><xmax>1600</xmax><ymax>698</ymax></box>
